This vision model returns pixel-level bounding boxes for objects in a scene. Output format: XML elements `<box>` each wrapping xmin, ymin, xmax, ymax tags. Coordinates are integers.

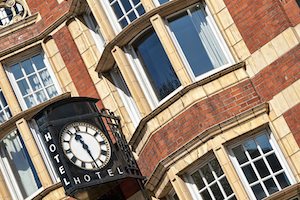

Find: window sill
<box><xmin>0</xmin><ymin>13</ymin><xmax>39</xmax><ymax>39</ymax></box>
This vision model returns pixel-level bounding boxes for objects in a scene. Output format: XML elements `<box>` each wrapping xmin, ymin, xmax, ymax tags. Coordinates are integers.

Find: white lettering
<box><xmin>107</xmin><ymin>169</ymin><xmax>114</xmax><ymax>177</ymax></box>
<box><xmin>59</xmin><ymin>166</ymin><xmax>65</xmax><ymax>175</ymax></box>
<box><xmin>44</xmin><ymin>132</ymin><xmax>52</xmax><ymax>142</ymax></box>
<box><xmin>49</xmin><ymin>144</ymin><xmax>56</xmax><ymax>152</ymax></box>
<box><xmin>117</xmin><ymin>167</ymin><xmax>124</xmax><ymax>175</ymax></box>
<box><xmin>95</xmin><ymin>172</ymin><xmax>102</xmax><ymax>179</ymax></box>
<box><xmin>53</xmin><ymin>154</ymin><xmax>60</xmax><ymax>163</ymax></box>
<box><xmin>73</xmin><ymin>177</ymin><xmax>81</xmax><ymax>184</ymax></box>
<box><xmin>63</xmin><ymin>178</ymin><xmax>70</xmax><ymax>186</ymax></box>
<box><xmin>84</xmin><ymin>175</ymin><xmax>91</xmax><ymax>182</ymax></box>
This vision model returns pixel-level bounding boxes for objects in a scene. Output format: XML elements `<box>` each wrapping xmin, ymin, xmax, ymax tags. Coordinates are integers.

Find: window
<box><xmin>83</xmin><ymin>10</ymin><xmax>106</xmax><ymax>53</ymax></box>
<box><xmin>0</xmin><ymin>130</ymin><xmax>42</xmax><ymax>200</ymax></box>
<box><xmin>0</xmin><ymin>89</ymin><xmax>11</xmax><ymax>124</ymax></box>
<box><xmin>110</xmin><ymin>66</ymin><xmax>141</xmax><ymax>127</ymax></box>
<box><xmin>154</xmin><ymin>0</ymin><xmax>170</xmax><ymax>6</ymax></box>
<box><xmin>6</xmin><ymin>53</ymin><xmax>60</xmax><ymax>110</ymax></box>
<box><xmin>129</xmin><ymin>28</ymin><xmax>181</xmax><ymax>108</ymax></box>
<box><xmin>167</xmin><ymin>3</ymin><xmax>233</xmax><ymax>81</ymax></box>
<box><xmin>105</xmin><ymin>0</ymin><xmax>145</xmax><ymax>29</ymax></box>
<box><xmin>230</xmin><ymin>131</ymin><xmax>294</xmax><ymax>200</ymax></box>
<box><xmin>0</xmin><ymin>0</ymin><xmax>27</xmax><ymax>27</ymax></box>
<box><xmin>187</xmin><ymin>157</ymin><xmax>236</xmax><ymax>200</ymax></box>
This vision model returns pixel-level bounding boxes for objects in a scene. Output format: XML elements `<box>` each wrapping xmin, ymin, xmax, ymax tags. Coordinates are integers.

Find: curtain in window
<box><xmin>0</xmin><ymin>130</ymin><xmax>41</xmax><ymax>198</ymax></box>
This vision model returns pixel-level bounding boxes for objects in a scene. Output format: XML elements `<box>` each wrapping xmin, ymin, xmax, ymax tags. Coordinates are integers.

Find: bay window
<box><xmin>6</xmin><ymin>53</ymin><xmax>60</xmax><ymax>110</ymax></box>
<box><xmin>167</xmin><ymin>3</ymin><xmax>233</xmax><ymax>81</ymax></box>
<box><xmin>0</xmin><ymin>130</ymin><xmax>42</xmax><ymax>200</ymax></box>
<box><xmin>229</xmin><ymin>131</ymin><xmax>294</xmax><ymax>200</ymax></box>
<box><xmin>128</xmin><ymin>28</ymin><xmax>181</xmax><ymax>108</ymax></box>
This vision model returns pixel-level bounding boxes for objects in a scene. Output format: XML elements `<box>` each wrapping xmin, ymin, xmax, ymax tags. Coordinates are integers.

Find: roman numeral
<box><xmin>71</xmin><ymin>156</ymin><xmax>77</xmax><ymax>163</ymax></box>
<box><xmin>74</xmin><ymin>126</ymin><xmax>80</xmax><ymax>132</ymax></box>
<box><xmin>99</xmin><ymin>141</ymin><xmax>105</xmax><ymax>145</ymax></box>
<box><xmin>63</xmin><ymin>139</ymin><xmax>69</xmax><ymax>143</ymax></box>
<box><xmin>66</xmin><ymin>130</ymin><xmax>73</xmax><ymax>135</ymax></box>
<box><xmin>65</xmin><ymin>149</ymin><xmax>72</xmax><ymax>154</ymax></box>
<box><xmin>81</xmin><ymin>162</ymin><xmax>86</xmax><ymax>168</ymax></box>
<box><xmin>94</xmin><ymin>132</ymin><xmax>99</xmax><ymax>137</ymax></box>
<box><xmin>101</xmin><ymin>150</ymin><xmax>107</xmax><ymax>156</ymax></box>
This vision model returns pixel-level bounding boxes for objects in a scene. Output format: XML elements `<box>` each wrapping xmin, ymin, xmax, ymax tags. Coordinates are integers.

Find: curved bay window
<box><xmin>129</xmin><ymin>28</ymin><xmax>181</xmax><ymax>107</ymax></box>
<box><xmin>0</xmin><ymin>0</ymin><xmax>27</xmax><ymax>27</ymax></box>
<box><xmin>0</xmin><ymin>130</ymin><xmax>42</xmax><ymax>200</ymax></box>
<box><xmin>167</xmin><ymin>3</ymin><xmax>233</xmax><ymax>80</ymax></box>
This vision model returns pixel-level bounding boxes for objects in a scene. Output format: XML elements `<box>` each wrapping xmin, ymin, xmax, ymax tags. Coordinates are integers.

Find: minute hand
<box><xmin>75</xmin><ymin>134</ymin><xmax>100</xmax><ymax>168</ymax></box>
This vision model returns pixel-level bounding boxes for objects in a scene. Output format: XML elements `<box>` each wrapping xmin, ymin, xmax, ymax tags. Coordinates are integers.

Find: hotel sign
<box><xmin>33</xmin><ymin>97</ymin><xmax>143</xmax><ymax>196</ymax></box>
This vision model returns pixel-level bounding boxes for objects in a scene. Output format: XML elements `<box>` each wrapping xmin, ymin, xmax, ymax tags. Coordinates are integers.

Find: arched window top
<box><xmin>0</xmin><ymin>0</ymin><xmax>27</xmax><ymax>27</ymax></box>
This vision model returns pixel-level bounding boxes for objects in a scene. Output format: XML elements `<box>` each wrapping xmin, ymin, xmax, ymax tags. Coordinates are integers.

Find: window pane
<box><xmin>0</xmin><ymin>90</ymin><xmax>8</xmax><ymax>107</ymax></box>
<box><xmin>10</xmin><ymin>64</ymin><xmax>23</xmax><ymax>80</ymax></box>
<box><xmin>39</xmin><ymin>69</ymin><xmax>53</xmax><ymax>86</ymax></box>
<box><xmin>32</xmin><ymin>54</ymin><xmax>46</xmax><ymax>70</ymax></box>
<box><xmin>256</xmin><ymin>134</ymin><xmax>272</xmax><ymax>153</ymax></box>
<box><xmin>242</xmin><ymin>164</ymin><xmax>258</xmax><ymax>183</ymax></box>
<box><xmin>17</xmin><ymin>79</ymin><xmax>30</xmax><ymax>96</ymax></box>
<box><xmin>201</xmin><ymin>164</ymin><xmax>214</xmax><ymax>183</ymax></box>
<box><xmin>46</xmin><ymin>85</ymin><xmax>58</xmax><ymax>98</ymax></box>
<box><xmin>210</xmin><ymin>158</ymin><xmax>223</xmax><ymax>177</ymax></box>
<box><xmin>159</xmin><ymin>0</ymin><xmax>169</xmax><ymax>4</ymax></box>
<box><xmin>133</xmin><ymin>30</ymin><xmax>180</xmax><ymax>100</ymax></box>
<box><xmin>264</xmin><ymin>178</ymin><xmax>278</xmax><ymax>195</ymax></box>
<box><xmin>35</xmin><ymin>90</ymin><xmax>47</xmax><ymax>103</ymax></box>
<box><xmin>1</xmin><ymin>131</ymin><xmax>41</xmax><ymax>198</ymax></box>
<box><xmin>136</xmin><ymin>5</ymin><xmax>145</xmax><ymax>15</ymax></box>
<box><xmin>220</xmin><ymin>178</ymin><xmax>233</xmax><ymax>196</ymax></box>
<box><xmin>28</xmin><ymin>74</ymin><xmax>42</xmax><ymax>91</ymax></box>
<box><xmin>120</xmin><ymin>0</ymin><xmax>132</xmax><ymax>12</ymax></box>
<box><xmin>244</xmin><ymin>139</ymin><xmax>260</xmax><ymax>159</ymax></box>
<box><xmin>21</xmin><ymin>59</ymin><xmax>34</xmax><ymax>75</ymax></box>
<box><xmin>111</xmin><ymin>2</ymin><xmax>123</xmax><ymax>19</ymax></box>
<box><xmin>128</xmin><ymin>11</ymin><xmax>137</xmax><ymax>22</ymax></box>
<box><xmin>191</xmin><ymin>171</ymin><xmax>205</xmax><ymax>190</ymax></box>
<box><xmin>276</xmin><ymin>173</ymin><xmax>290</xmax><ymax>189</ymax></box>
<box><xmin>266</xmin><ymin>153</ymin><xmax>282</xmax><ymax>173</ymax></box>
<box><xmin>210</xmin><ymin>183</ymin><xmax>224</xmax><ymax>200</ymax></box>
<box><xmin>232</xmin><ymin>145</ymin><xmax>248</xmax><ymax>164</ymax></box>
<box><xmin>24</xmin><ymin>95</ymin><xmax>35</xmax><ymax>108</ymax></box>
<box><xmin>254</xmin><ymin>159</ymin><xmax>270</xmax><ymax>178</ymax></box>
<box><xmin>251</xmin><ymin>184</ymin><xmax>266</xmax><ymax>200</ymax></box>
<box><xmin>119</xmin><ymin>18</ymin><xmax>128</xmax><ymax>28</ymax></box>
<box><xmin>200</xmin><ymin>189</ymin><xmax>212</xmax><ymax>200</ymax></box>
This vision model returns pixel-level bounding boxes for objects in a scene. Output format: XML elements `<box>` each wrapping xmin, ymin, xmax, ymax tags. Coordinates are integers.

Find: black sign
<box><xmin>33</xmin><ymin>97</ymin><xmax>143</xmax><ymax>197</ymax></box>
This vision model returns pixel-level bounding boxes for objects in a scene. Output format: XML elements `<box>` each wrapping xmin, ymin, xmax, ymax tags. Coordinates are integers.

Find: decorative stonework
<box><xmin>0</xmin><ymin>0</ymin><xmax>27</xmax><ymax>27</ymax></box>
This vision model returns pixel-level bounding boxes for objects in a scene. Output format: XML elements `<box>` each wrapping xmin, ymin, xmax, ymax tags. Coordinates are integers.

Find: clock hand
<box><xmin>74</xmin><ymin>133</ymin><xmax>100</xmax><ymax>168</ymax></box>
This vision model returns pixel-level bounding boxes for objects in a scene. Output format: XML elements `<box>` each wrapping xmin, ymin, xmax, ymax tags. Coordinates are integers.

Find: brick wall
<box><xmin>224</xmin><ymin>0</ymin><xmax>295</xmax><ymax>53</ymax></box>
<box><xmin>252</xmin><ymin>45</ymin><xmax>300</xmax><ymax>101</ymax></box>
<box><xmin>52</xmin><ymin>26</ymin><xmax>103</xmax><ymax>109</ymax></box>
<box><xmin>138</xmin><ymin>79</ymin><xmax>262</xmax><ymax>177</ymax></box>
<box><xmin>284</xmin><ymin>103</ymin><xmax>300</xmax><ymax>146</ymax></box>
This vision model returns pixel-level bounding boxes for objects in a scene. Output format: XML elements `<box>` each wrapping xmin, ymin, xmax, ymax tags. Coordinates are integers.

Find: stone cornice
<box><xmin>95</xmin><ymin>0</ymin><xmax>200</xmax><ymax>73</ymax></box>
<box><xmin>129</xmin><ymin>62</ymin><xmax>246</xmax><ymax>149</ymax></box>
<box><xmin>145</xmin><ymin>102</ymin><xmax>269</xmax><ymax>192</ymax></box>
<box><xmin>0</xmin><ymin>92</ymin><xmax>71</xmax><ymax>139</ymax></box>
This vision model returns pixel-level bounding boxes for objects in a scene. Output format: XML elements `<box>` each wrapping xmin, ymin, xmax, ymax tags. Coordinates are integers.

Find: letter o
<box><xmin>49</xmin><ymin>144</ymin><xmax>56</xmax><ymax>152</ymax></box>
<box><xmin>84</xmin><ymin>175</ymin><xmax>91</xmax><ymax>182</ymax></box>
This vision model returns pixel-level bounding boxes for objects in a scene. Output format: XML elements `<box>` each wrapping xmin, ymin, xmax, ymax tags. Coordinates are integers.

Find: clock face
<box><xmin>61</xmin><ymin>122</ymin><xmax>111</xmax><ymax>170</ymax></box>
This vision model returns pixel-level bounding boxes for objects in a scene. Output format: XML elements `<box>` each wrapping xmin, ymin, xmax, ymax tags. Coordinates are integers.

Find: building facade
<box><xmin>0</xmin><ymin>0</ymin><xmax>299</xmax><ymax>199</ymax></box>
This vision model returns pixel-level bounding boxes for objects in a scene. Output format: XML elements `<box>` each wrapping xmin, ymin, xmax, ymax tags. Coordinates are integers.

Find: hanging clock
<box><xmin>60</xmin><ymin>122</ymin><xmax>111</xmax><ymax>170</ymax></box>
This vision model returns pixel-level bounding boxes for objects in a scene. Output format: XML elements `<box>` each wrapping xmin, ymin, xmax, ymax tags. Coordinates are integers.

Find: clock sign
<box><xmin>61</xmin><ymin>122</ymin><xmax>111</xmax><ymax>170</ymax></box>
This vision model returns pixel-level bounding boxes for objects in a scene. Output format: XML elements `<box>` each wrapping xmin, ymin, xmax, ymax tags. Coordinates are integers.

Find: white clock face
<box><xmin>61</xmin><ymin>122</ymin><xmax>111</xmax><ymax>170</ymax></box>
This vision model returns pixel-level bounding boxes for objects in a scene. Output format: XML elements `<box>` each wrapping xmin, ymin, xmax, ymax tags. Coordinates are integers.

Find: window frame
<box><xmin>100</xmin><ymin>0</ymin><xmax>145</xmax><ymax>33</ymax></box>
<box><xmin>125</xmin><ymin>28</ymin><xmax>183</xmax><ymax>110</ymax></box>
<box><xmin>83</xmin><ymin>9</ymin><xmax>106</xmax><ymax>53</ymax></box>
<box><xmin>5</xmin><ymin>52</ymin><xmax>61</xmax><ymax>110</ymax></box>
<box><xmin>228</xmin><ymin>129</ymin><xmax>296</xmax><ymax>200</ymax></box>
<box><xmin>165</xmin><ymin>2</ymin><xmax>235</xmax><ymax>82</ymax></box>
<box><xmin>110</xmin><ymin>65</ymin><xmax>141</xmax><ymax>127</ymax></box>
<box><xmin>184</xmin><ymin>154</ymin><xmax>236</xmax><ymax>200</ymax></box>
<box><xmin>0</xmin><ymin>129</ymin><xmax>43</xmax><ymax>200</ymax></box>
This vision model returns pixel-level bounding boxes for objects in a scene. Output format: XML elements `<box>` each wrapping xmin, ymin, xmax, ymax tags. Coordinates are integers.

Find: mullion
<box><xmin>198</xmin><ymin>169</ymin><xmax>216</xmax><ymax>200</ymax></box>
<box><xmin>19</xmin><ymin>62</ymin><xmax>37</xmax><ymax>105</ymax></box>
<box><xmin>209</xmin><ymin>162</ymin><xmax>228</xmax><ymax>199</ymax></box>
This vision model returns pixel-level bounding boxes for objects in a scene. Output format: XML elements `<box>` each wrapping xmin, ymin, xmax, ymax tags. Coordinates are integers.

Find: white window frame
<box><xmin>5</xmin><ymin>52</ymin><xmax>61</xmax><ymax>110</ymax></box>
<box><xmin>110</xmin><ymin>66</ymin><xmax>141</xmax><ymax>127</ymax></box>
<box><xmin>0</xmin><ymin>88</ymin><xmax>11</xmax><ymax>124</ymax></box>
<box><xmin>165</xmin><ymin>2</ymin><xmax>235</xmax><ymax>82</ymax></box>
<box><xmin>228</xmin><ymin>129</ymin><xmax>296</xmax><ymax>200</ymax></box>
<box><xmin>83</xmin><ymin>9</ymin><xmax>106</xmax><ymax>53</ymax></box>
<box><xmin>0</xmin><ymin>130</ymin><xmax>43</xmax><ymax>200</ymax></box>
<box><xmin>29</xmin><ymin>121</ymin><xmax>60</xmax><ymax>183</ymax></box>
<box><xmin>184</xmin><ymin>154</ymin><xmax>236</xmax><ymax>200</ymax></box>
<box><xmin>125</xmin><ymin>28</ymin><xmax>183</xmax><ymax>110</ymax></box>
<box><xmin>100</xmin><ymin>0</ymin><xmax>145</xmax><ymax>33</ymax></box>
